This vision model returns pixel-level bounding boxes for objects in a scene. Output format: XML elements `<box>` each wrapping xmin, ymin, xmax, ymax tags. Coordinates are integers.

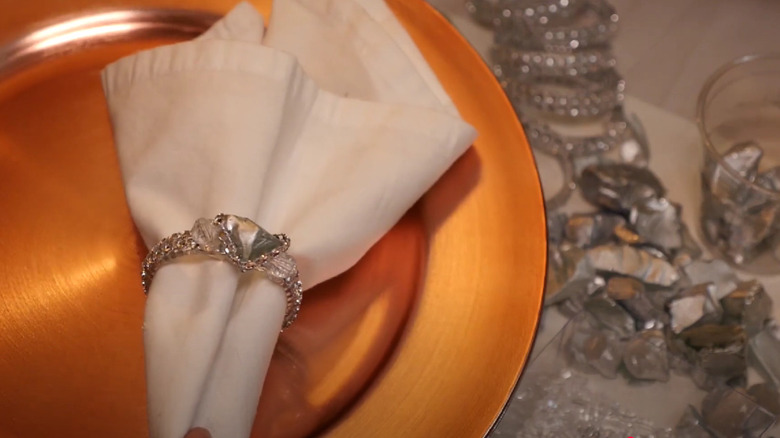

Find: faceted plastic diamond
<box><xmin>263</xmin><ymin>253</ymin><xmax>296</xmax><ymax>281</ymax></box>
<box><xmin>191</xmin><ymin>218</ymin><xmax>222</xmax><ymax>251</ymax></box>
<box><xmin>224</xmin><ymin>215</ymin><xmax>282</xmax><ymax>262</ymax></box>
<box><xmin>623</xmin><ymin>330</ymin><xmax>669</xmax><ymax>382</ymax></box>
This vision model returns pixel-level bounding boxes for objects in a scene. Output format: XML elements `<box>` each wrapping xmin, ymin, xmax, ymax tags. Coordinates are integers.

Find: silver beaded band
<box><xmin>492</xmin><ymin>44</ymin><xmax>616</xmax><ymax>78</ymax></box>
<box><xmin>504</xmin><ymin>70</ymin><xmax>625</xmax><ymax>118</ymax></box>
<box><xmin>141</xmin><ymin>213</ymin><xmax>303</xmax><ymax>329</ymax></box>
<box><xmin>494</xmin><ymin>0</ymin><xmax>618</xmax><ymax>51</ymax></box>
<box><xmin>466</xmin><ymin>0</ymin><xmax>587</xmax><ymax>28</ymax></box>
<box><xmin>523</xmin><ymin>106</ymin><xmax>642</xmax><ymax>157</ymax></box>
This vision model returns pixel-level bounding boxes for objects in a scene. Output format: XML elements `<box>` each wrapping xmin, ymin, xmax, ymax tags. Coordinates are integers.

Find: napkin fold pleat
<box><xmin>264</xmin><ymin>0</ymin><xmax>452</xmax><ymax>111</ymax></box>
<box><xmin>350</xmin><ymin>0</ymin><xmax>456</xmax><ymax>110</ymax></box>
<box><xmin>102</xmin><ymin>2</ymin><xmax>476</xmax><ymax>437</ymax></box>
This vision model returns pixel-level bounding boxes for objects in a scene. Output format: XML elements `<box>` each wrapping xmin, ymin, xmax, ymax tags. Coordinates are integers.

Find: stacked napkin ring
<box><xmin>503</xmin><ymin>70</ymin><xmax>625</xmax><ymax>118</ymax></box>
<box><xmin>494</xmin><ymin>0</ymin><xmax>619</xmax><ymax>51</ymax></box>
<box><xmin>491</xmin><ymin>44</ymin><xmax>616</xmax><ymax>79</ymax></box>
<box><xmin>523</xmin><ymin>106</ymin><xmax>642</xmax><ymax>157</ymax></box>
<box><xmin>141</xmin><ymin>213</ymin><xmax>303</xmax><ymax>329</ymax></box>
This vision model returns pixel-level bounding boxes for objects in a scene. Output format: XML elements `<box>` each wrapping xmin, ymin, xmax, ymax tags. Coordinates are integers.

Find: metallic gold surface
<box><xmin>0</xmin><ymin>1</ymin><xmax>546</xmax><ymax>437</ymax></box>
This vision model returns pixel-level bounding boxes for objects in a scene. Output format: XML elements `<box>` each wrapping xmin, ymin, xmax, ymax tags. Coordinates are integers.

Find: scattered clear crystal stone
<box><xmin>545</xmin><ymin>244</ymin><xmax>600</xmax><ymax>306</ymax></box>
<box><xmin>223</xmin><ymin>215</ymin><xmax>282</xmax><ymax>262</ymax></box>
<box><xmin>748</xmin><ymin>383</ymin><xmax>780</xmax><ymax>416</ymax></box>
<box><xmin>756</xmin><ymin>166</ymin><xmax>780</xmax><ymax>192</ymax></box>
<box><xmin>670</xmin><ymin>295</ymin><xmax>712</xmax><ymax>334</ymax></box>
<box><xmin>646</xmin><ymin>287</ymin><xmax>678</xmax><ymax>312</ymax></box>
<box><xmin>667</xmin><ymin>333</ymin><xmax>698</xmax><ymax>375</ymax></box>
<box><xmin>674</xmin><ymin>405</ymin><xmax>712</xmax><ymax>438</ymax></box>
<box><xmin>722</xmin><ymin>140</ymin><xmax>763</xmax><ymax>182</ymax></box>
<box><xmin>720</xmin><ymin>280</ymin><xmax>772</xmax><ymax>336</ymax></box>
<box><xmin>690</xmin><ymin>364</ymin><xmax>721</xmax><ymax>391</ymax></box>
<box><xmin>701</xmin><ymin>386</ymin><xmax>775</xmax><ymax>438</ymax></box>
<box><xmin>613</xmin><ymin>222</ymin><xmax>643</xmax><ymax>245</ymax></box>
<box><xmin>556</xmin><ymin>277</ymin><xmax>606</xmax><ymax>318</ymax></box>
<box><xmin>683</xmin><ymin>260</ymin><xmax>738</xmax><ymax>301</ymax></box>
<box><xmin>191</xmin><ymin>217</ymin><xmax>222</xmax><ymax>252</ymax></box>
<box><xmin>724</xmin><ymin>204</ymin><xmax>779</xmax><ymax>264</ymax></box>
<box><xmin>605</xmin><ymin>275</ymin><xmax>643</xmax><ymax>300</ymax></box>
<box><xmin>579</xmin><ymin>163</ymin><xmax>666</xmax><ymax>213</ymax></box>
<box><xmin>669</xmin><ymin>283</ymin><xmax>723</xmax><ymax>334</ymax></box>
<box><xmin>584</xmin><ymin>295</ymin><xmax>636</xmax><ymax>338</ymax></box>
<box><xmin>586</xmin><ymin>244</ymin><xmax>680</xmax><ymax>287</ymax></box>
<box><xmin>605</xmin><ymin>276</ymin><xmax>666</xmax><ymax>328</ymax></box>
<box><xmin>262</xmin><ymin>253</ymin><xmax>296</xmax><ymax>281</ymax></box>
<box><xmin>696</xmin><ymin>344</ymin><xmax>746</xmax><ymax>385</ymax></box>
<box><xmin>629</xmin><ymin>197</ymin><xmax>683</xmax><ymax>252</ymax></box>
<box><xmin>565</xmin><ymin>212</ymin><xmax>625</xmax><ymax>248</ymax></box>
<box><xmin>623</xmin><ymin>330</ymin><xmax>670</xmax><ymax>381</ymax></box>
<box><xmin>749</xmin><ymin>322</ymin><xmax>780</xmax><ymax>389</ymax></box>
<box><xmin>563</xmin><ymin>315</ymin><xmax>624</xmax><ymax>378</ymax></box>
<box><xmin>680</xmin><ymin>324</ymin><xmax>746</xmax><ymax>350</ymax></box>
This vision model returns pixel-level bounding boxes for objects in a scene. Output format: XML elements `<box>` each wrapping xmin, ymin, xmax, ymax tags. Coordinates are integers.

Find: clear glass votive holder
<box><xmin>698</xmin><ymin>54</ymin><xmax>780</xmax><ymax>272</ymax></box>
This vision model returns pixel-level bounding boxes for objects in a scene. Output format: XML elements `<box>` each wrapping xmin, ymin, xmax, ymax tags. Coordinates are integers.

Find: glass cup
<box><xmin>698</xmin><ymin>53</ymin><xmax>780</xmax><ymax>272</ymax></box>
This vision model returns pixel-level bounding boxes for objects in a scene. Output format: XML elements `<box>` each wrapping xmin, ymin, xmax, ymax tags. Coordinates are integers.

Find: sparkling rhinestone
<box><xmin>223</xmin><ymin>215</ymin><xmax>282</xmax><ymax>262</ymax></box>
<box><xmin>191</xmin><ymin>218</ymin><xmax>222</xmax><ymax>251</ymax></box>
<box><xmin>263</xmin><ymin>253</ymin><xmax>297</xmax><ymax>280</ymax></box>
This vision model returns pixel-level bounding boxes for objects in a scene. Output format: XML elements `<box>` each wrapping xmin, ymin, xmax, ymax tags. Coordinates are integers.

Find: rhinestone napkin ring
<box><xmin>141</xmin><ymin>214</ymin><xmax>303</xmax><ymax>329</ymax></box>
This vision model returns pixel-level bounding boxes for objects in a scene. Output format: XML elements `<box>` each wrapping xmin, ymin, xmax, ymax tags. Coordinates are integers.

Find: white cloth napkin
<box><xmin>101</xmin><ymin>1</ymin><xmax>476</xmax><ymax>437</ymax></box>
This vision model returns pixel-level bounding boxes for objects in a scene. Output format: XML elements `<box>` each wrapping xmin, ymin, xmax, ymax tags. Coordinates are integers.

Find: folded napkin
<box><xmin>102</xmin><ymin>1</ymin><xmax>475</xmax><ymax>437</ymax></box>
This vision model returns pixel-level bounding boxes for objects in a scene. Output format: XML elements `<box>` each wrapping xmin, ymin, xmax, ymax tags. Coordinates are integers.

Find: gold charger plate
<box><xmin>0</xmin><ymin>1</ymin><xmax>546</xmax><ymax>437</ymax></box>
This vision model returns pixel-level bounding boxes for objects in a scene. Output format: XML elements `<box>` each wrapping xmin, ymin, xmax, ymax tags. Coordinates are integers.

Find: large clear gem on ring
<box><xmin>263</xmin><ymin>253</ymin><xmax>297</xmax><ymax>281</ymax></box>
<box><xmin>223</xmin><ymin>215</ymin><xmax>283</xmax><ymax>262</ymax></box>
